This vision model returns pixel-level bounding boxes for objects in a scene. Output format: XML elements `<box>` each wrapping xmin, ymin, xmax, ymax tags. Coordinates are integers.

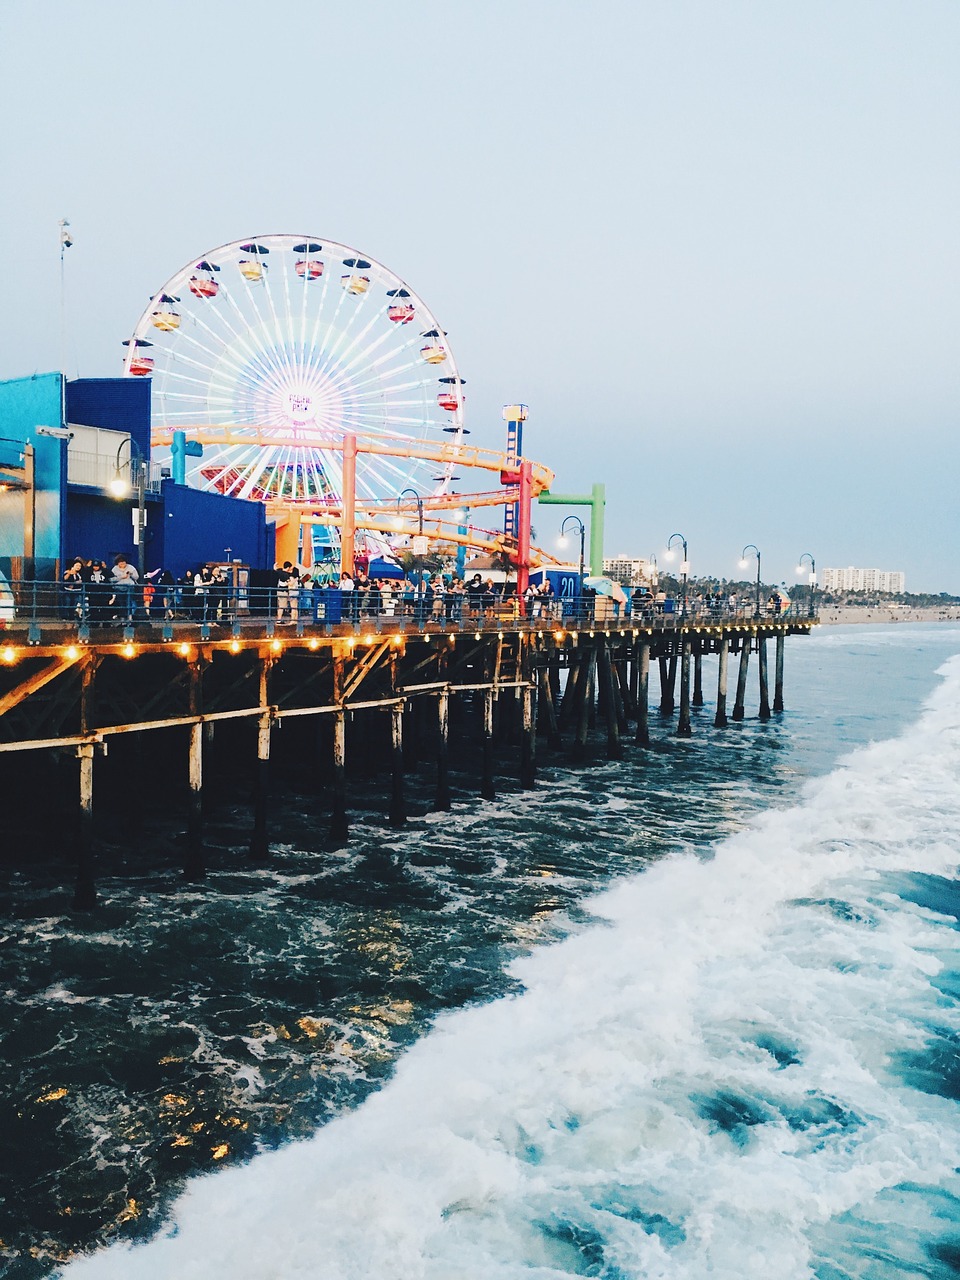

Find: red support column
<box><xmin>516</xmin><ymin>460</ymin><xmax>533</xmax><ymax>596</ymax></box>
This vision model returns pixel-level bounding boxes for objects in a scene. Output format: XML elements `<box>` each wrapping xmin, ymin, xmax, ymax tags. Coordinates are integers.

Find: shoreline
<box><xmin>817</xmin><ymin>606</ymin><xmax>960</xmax><ymax>626</ymax></box>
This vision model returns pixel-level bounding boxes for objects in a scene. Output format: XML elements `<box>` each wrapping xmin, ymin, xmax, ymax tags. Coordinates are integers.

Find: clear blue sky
<box><xmin>2</xmin><ymin>0</ymin><xmax>957</xmax><ymax>590</ymax></box>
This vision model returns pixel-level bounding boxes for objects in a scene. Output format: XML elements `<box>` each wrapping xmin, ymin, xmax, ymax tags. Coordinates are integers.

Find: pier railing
<box><xmin>0</xmin><ymin>579</ymin><xmax>816</xmax><ymax>643</ymax></box>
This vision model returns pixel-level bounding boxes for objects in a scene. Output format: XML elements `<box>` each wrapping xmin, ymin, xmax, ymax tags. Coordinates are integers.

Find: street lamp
<box><xmin>559</xmin><ymin>514</ymin><xmax>586</xmax><ymax>614</ymax></box>
<box><xmin>795</xmin><ymin>552</ymin><xmax>816</xmax><ymax>617</ymax></box>
<box><xmin>109</xmin><ymin>437</ymin><xmax>147</xmax><ymax>578</ymax></box>
<box><xmin>397</xmin><ymin>487</ymin><xmax>425</xmax><ymax>584</ymax></box>
<box><xmin>666</xmin><ymin>532</ymin><xmax>689</xmax><ymax>616</ymax></box>
<box><xmin>739</xmin><ymin>543</ymin><xmax>762</xmax><ymax>618</ymax></box>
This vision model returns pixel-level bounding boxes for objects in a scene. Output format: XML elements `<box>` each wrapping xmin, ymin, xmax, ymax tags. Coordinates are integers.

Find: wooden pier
<box><xmin>0</xmin><ymin>613</ymin><xmax>815</xmax><ymax>908</ymax></box>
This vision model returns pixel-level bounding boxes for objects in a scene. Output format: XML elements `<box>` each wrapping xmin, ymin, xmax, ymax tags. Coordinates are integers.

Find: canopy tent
<box><xmin>367</xmin><ymin>557</ymin><xmax>406</xmax><ymax>580</ymax></box>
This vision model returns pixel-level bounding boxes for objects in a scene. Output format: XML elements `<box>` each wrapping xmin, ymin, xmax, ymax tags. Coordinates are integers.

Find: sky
<box><xmin>1</xmin><ymin>0</ymin><xmax>957</xmax><ymax>591</ymax></box>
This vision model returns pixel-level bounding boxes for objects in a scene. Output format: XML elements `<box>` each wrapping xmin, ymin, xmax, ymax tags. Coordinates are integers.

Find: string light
<box><xmin>554</xmin><ymin>629</ymin><xmax>565</xmax><ymax>641</ymax></box>
<box><xmin>308</xmin><ymin>637</ymin><xmax>319</xmax><ymax>650</ymax></box>
<box><xmin>178</xmin><ymin>643</ymin><xmax>191</xmax><ymax>657</ymax></box>
<box><xmin>2</xmin><ymin>646</ymin><xmax>16</xmax><ymax>664</ymax></box>
<box><xmin>122</xmin><ymin>643</ymin><xmax>136</xmax><ymax>659</ymax></box>
<box><xmin>229</xmin><ymin>639</ymin><xmax>241</xmax><ymax>653</ymax></box>
<box><xmin>271</xmin><ymin>639</ymin><xmax>282</xmax><ymax>652</ymax></box>
<box><xmin>64</xmin><ymin>645</ymin><xmax>79</xmax><ymax>660</ymax></box>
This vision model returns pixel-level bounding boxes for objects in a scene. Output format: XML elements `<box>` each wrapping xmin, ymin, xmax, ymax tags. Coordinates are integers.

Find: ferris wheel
<box><xmin>122</xmin><ymin>235</ymin><xmax>467</xmax><ymax>514</ymax></box>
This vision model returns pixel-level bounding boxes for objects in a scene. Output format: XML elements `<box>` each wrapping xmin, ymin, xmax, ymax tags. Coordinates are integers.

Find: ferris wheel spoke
<box><xmin>260</xmin><ymin>258</ymin><xmax>302</xmax><ymax>388</ymax></box>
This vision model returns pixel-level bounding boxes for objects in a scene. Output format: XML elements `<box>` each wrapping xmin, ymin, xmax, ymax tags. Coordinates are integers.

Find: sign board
<box><xmin>412</xmin><ymin>535</ymin><xmax>429</xmax><ymax>557</ymax></box>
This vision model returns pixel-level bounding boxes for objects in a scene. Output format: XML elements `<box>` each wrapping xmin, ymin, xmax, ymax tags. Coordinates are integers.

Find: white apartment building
<box><xmin>603</xmin><ymin>556</ymin><xmax>657</xmax><ymax>586</ymax></box>
<box><xmin>820</xmin><ymin>567</ymin><xmax>906</xmax><ymax>593</ymax></box>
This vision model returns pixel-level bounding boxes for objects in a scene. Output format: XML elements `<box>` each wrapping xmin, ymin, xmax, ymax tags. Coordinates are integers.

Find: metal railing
<box><xmin>0</xmin><ymin>579</ymin><xmax>817</xmax><ymax>642</ymax></box>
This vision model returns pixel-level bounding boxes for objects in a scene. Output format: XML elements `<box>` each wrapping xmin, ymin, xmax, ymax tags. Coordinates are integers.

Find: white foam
<box><xmin>61</xmin><ymin>657</ymin><xmax>960</xmax><ymax>1280</ymax></box>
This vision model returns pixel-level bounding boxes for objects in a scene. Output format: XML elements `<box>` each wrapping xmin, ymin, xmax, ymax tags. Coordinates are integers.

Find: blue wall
<box><xmin>66</xmin><ymin>378</ymin><xmax>151</xmax><ymax>458</ymax></box>
<box><xmin>155</xmin><ymin>481</ymin><xmax>273</xmax><ymax>578</ymax></box>
<box><xmin>64</xmin><ymin>491</ymin><xmax>163</xmax><ymax>567</ymax></box>
<box><xmin>0</xmin><ymin>372</ymin><xmax>67</xmax><ymax>578</ymax></box>
<box><xmin>64</xmin><ymin>485</ymin><xmax>272</xmax><ymax>578</ymax></box>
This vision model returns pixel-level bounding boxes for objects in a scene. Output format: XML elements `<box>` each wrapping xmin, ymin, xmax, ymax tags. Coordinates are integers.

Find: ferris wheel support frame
<box><xmin>155</xmin><ymin>423</ymin><xmax>556</xmax><ymax>575</ymax></box>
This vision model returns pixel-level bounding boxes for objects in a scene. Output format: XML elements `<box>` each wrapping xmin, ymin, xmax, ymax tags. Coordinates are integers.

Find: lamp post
<box><xmin>666</xmin><ymin>533</ymin><xmax>689</xmax><ymax>616</ymax></box>
<box><xmin>739</xmin><ymin>544</ymin><xmax>762</xmax><ymax>619</ymax></box>
<box><xmin>398</xmin><ymin>487</ymin><xmax>425</xmax><ymax>584</ymax></box>
<box><xmin>109</xmin><ymin>437</ymin><xmax>147</xmax><ymax>579</ymax></box>
<box><xmin>559</xmin><ymin>514</ymin><xmax>586</xmax><ymax>616</ymax></box>
<box><xmin>796</xmin><ymin>552</ymin><xmax>816</xmax><ymax>617</ymax></box>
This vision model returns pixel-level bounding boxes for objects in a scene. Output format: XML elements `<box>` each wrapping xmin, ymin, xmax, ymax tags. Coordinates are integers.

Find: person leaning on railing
<box><xmin>111</xmin><ymin>555</ymin><xmax>139</xmax><ymax>621</ymax></box>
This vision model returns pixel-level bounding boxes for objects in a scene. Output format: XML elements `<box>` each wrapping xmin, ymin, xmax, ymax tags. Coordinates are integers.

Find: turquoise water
<box><xmin>2</xmin><ymin>623</ymin><xmax>959</xmax><ymax>1278</ymax></box>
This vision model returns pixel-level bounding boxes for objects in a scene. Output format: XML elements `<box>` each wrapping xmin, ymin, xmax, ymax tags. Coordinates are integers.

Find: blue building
<box><xmin>0</xmin><ymin>372</ymin><xmax>273</xmax><ymax>583</ymax></box>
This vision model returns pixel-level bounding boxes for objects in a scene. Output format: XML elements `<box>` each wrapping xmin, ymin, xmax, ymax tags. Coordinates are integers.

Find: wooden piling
<box><xmin>250</xmin><ymin>657</ymin><xmax>272</xmax><ymax>859</ymax></box>
<box><xmin>434</xmin><ymin>691</ymin><xmax>451</xmax><ymax>811</ymax></box>
<box><xmin>390</xmin><ymin>702</ymin><xmax>407</xmax><ymax>825</ymax></box>
<box><xmin>628</xmin><ymin>641</ymin><xmax>640</xmax><ymax>719</ymax></box>
<box><xmin>732</xmin><ymin>638</ymin><xmax>751</xmax><ymax>721</ymax></box>
<box><xmin>692</xmin><ymin>647</ymin><xmax>704</xmax><ymax>707</ymax></box>
<box><xmin>634</xmin><ymin>642</ymin><xmax>651</xmax><ymax>748</ymax></box>
<box><xmin>185</xmin><ymin>661</ymin><xmax>205</xmax><ymax>879</ymax></box>
<box><xmin>659</xmin><ymin>654</ymin><xmax>677</xmax><ymax>715</ymax></box>
<box><xmin>184</xmin><ymin>722</ymin><xmax>205</xmax><ymax>880</ymax></box>
<box><xmin>774</xmin><ymin>631</ymin><xmax>785</xmax><ymax>712</ymax></box>
<box><xmin>481</xmin><ymin>689</ymin><xmax>496</xmax><ymax>800</ymax></box>
<box><xmin>520</xmin><ymin>683</ymin><xmax>537</xmax><ymax>787</ymax></box>
<box><xmin>572</xmin><ymin>644</ymin><xmax>597</xmax><ymax>763</ymax></box>
<box><xmin>677</xmin><ymin>639</ymin><xmax>692</xmax><ymax>737</ymax></box>
<box><xmin>330</xmin><ymin>709</ymin><xmax>349</xmax><ymax>841</ymax></box>
<box><xmin>714</xmin><ymin>635</ymin><xmax>730</xmax><ymax>728</ymax></box>
<box><xmin>73</xmin><ymin>742</ymin><xmax>96</xmax><ymax>910</ymax></box>
<box><xmin>758</xmin><ymin>635</ymin><xmax>771</xmax><ymax>720</ymax></box>
<box><xmin>538</xmin><ymin>665</ymin><xmax>562</xmax><ymax>749</ymax></box>
<box><xmin>598</xmin><ymin>638</ymin><xmax>623</xmax><ymax>760</ymax></box>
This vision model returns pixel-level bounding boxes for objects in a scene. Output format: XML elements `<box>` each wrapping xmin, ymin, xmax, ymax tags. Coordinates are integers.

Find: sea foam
<box><xmin>61</xmin><ymin>656</ymin><xmax>960</xmax><ymax>1279</ymax></box>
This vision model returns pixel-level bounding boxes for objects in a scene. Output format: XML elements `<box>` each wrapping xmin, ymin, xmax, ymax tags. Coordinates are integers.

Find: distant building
<box><xmin>603</xmin><ymin>556</ymin><xmax>657</xmax><ymax>586</ymax></box>
<box><xmin>821</xmin><ymin>567</ymin><xmax>905</xmax><ymax>593</ymax></box>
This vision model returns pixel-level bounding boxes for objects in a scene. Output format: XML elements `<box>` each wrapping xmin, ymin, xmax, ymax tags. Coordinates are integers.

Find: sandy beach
<box><xmin>818</xmin><ymin>606</ymin><xmax>960</xmax><ymax>626</ymax></box>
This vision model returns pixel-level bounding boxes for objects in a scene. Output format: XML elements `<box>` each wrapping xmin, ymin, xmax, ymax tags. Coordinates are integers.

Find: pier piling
<box><xmin>733</xmin><ymin>638</ymin><xmax>751</xmax><ymax>721</ymax></box>
<box><xmin>390</xmin><ymin>703</ymin><xmax>407</xmax><ymax>826</ymax></box>
<box><xmin>330</xmin><ymin>710</ymin><xmax>349</xmax><ymax>842</ymax></box>
<box><xmin>634</xmin><ymin>642</ymin><xmax>651</xmax><ymax>747</ymax></box>
<box><xmin>714</xmin><ymin>635</ymin><xmax>730</xmax><ymax>728</ymax></box>
<box><xmin>774</xmin><ymin>632</ymin><xmax>785</xmax><ymax>713</ymax></box>
<box><xmin>676</xmin><ymin>640</ymin><xmax>692</xmax><ymax>737</ymax></box>
<box><xmin>73</xmin><ymin>743</ymin><xmax>97</xmax><ymax>911</ymax></box>
<box><xmin>481</xmin><ymin>690</ymin><xmax>496</xmax><ymax>800</ymax></box>
<box><xmin>758</xmin><ymin>636</ymin><xmax>771</xmax><ymax>720</ymax></box>
<box><xmin>434</xmin><ymin>692</ymin><xmax>451</xmax><ymax>811</ymax></box>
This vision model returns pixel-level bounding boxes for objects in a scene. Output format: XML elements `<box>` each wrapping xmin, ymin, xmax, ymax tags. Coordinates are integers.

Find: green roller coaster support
<box><xmin>537</xmin><ymin>483</ymin><xmax>605</xmax><ymax>576</ymax></box>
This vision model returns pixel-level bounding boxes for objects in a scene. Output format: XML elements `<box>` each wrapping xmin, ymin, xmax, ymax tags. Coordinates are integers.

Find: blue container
<box><xmin>314</xmin><ymin>588</ymin><xmax>343</xmax><ymax>623</ymax></box>
<box><xmin>663</xmin><ymin>597</ymin><xmax>675</xmax><ymax>614</ymax></box>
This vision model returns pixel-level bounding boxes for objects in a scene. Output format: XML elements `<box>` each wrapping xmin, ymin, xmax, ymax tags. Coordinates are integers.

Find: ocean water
<box><xmin>3</xmin><ymin>623</ymin><xmax>960</xmax><ymax>1278</ymax></box>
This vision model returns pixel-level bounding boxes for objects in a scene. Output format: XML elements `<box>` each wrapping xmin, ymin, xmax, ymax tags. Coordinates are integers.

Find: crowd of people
<box><xmin>57</xmin><ymin>555</ymin><xmax>787</xmax><ymax>629</ymax></box>
<box><xmin>61</xmin><ymin>556</ymin><xmax>236</xmax><ymax>624</ymax></box>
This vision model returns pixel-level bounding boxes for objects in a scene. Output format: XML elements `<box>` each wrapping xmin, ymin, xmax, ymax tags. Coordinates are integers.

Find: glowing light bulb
<box><xmin>229</xmin><ymin>639</ymin><xmax>241</xmax><ymax>653</ymax></box>
<box><xmin>122</xmin><ymin>643</ymin><xmax>136</xmax><ymax>659</ymax></box>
